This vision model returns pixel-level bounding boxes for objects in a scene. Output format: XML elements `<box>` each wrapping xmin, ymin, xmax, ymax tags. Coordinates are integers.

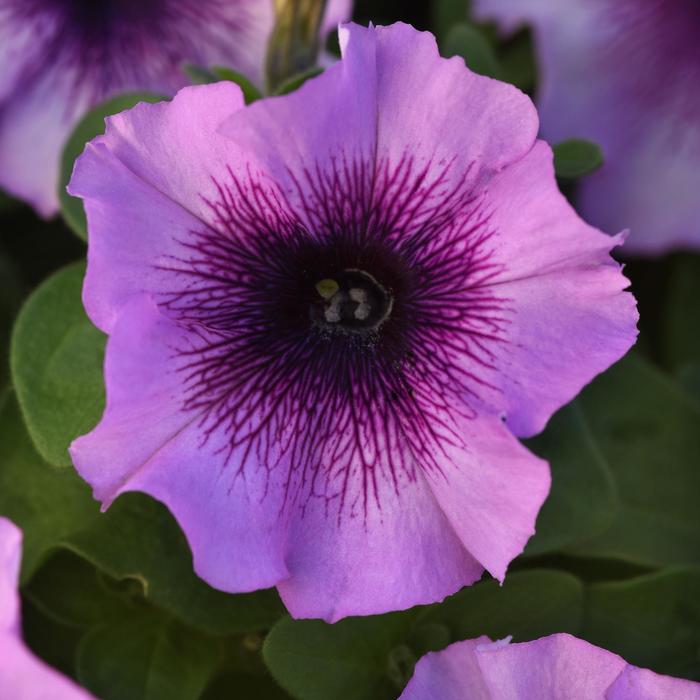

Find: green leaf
<box><xmin>664</xmin><ymin>255</ymin><xmax>700</xmax><ymax>370</ymax></box>
<box><xmin>442</xmin><ymin>23</ymin><xmax>501</xmax><ymax>78</ymax></box>
<box><xmin>76</xmin><ymin>612</ymin><xmax>224</xmax><ymax>700</ymax></box>
<box><xmin>11</xmin><ymin>262</ymin><xmax>105</xmax><ymax>467</ymax></box>
<box><xmin>524</xmin><ymin>402</ymin><xmax>618</xmax><ymax>556</ymax></box>
<box><xmin>0</xmin><ymin>394</ymin><xmax>285</xmax><ymax>634</ymax></box>
<box><xmin>553</xmin><ymin>139</ymin><xmax>604</xmax><ymax>179</ymax></box>
<box><xmin>583</xmin><ymin>567</ymin><xmax>700</xmax><ymax>680</ymax></box>
<box><xmin>273</xmin><ymin>67</ymin><xmax>324</xmax><ymax>96</ymax></box>
<box><xmin>211</xmin><ymin>67</ymin><xmax>263</xmax><ymax>104</ymax></box>
<box><xmin>420</xmin><ymin>569</ymin><xmax>584</xmax><ymax>641</ymax></box>
<box><xmin>59</xmin><ymin>92</ymin><xmax>165</xmax><ymax>240</ymax></box>
<box><xmin>264</xmin><ymin>570</ymin><xmax>584</xmax><ymax>700</ymax></box>
<box><xmin>22</xmin><ymin>597</ymin><xmax>85</xmax><ymax>682</ymax></box>
<box><xmin>24</xmin><ymin>550</ymin><xmax>128</xmax><ymax>629</ymax></box>
<box><xmin>264</xmin><ymin>611</ymin><xmax>415</xmax><ymax>700</ymax></box>
<box><xmin>570</xmin><ymin>354</ymin><xmax>700</xmax><ymax>566</ymax></box>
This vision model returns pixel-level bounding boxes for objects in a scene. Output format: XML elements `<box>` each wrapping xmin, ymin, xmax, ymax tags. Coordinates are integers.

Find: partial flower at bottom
<box><xmin>0</xmin><ymin>517</ymin><xmax>95</xmax><ymax>699</ymax></box>
<box><xmin>399</xmin><ymin>633</ymin><xmax>700</xmax><ymax>700</ymax></box>
<box><xmin>69</xmin><ymin>22</ymin><xmax>638</xmax><ymax>622</ymax></box>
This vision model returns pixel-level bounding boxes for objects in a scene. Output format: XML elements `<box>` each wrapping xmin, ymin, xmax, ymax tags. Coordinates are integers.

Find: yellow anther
<box><xmin>315</xmin><ymin>278</ymin><xmax>339</xmax><ymax>300</ymax></box>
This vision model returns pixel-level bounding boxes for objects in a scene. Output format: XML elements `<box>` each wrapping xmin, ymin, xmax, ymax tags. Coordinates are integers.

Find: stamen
<box><xmin>312</xmin><ymin>269</ymin><xmax>392</xmax><ymax>334</ymax></box>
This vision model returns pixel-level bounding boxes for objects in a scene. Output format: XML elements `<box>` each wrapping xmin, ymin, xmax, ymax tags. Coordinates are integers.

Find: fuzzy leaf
<box><xmin>553</xmin><ymin>139</ymin><xmax>604</xmax><ymax>179</ymax></box>
<box><xmin>11</xmin><ymin>262</ymin><xmax>105</xmax><ymax>467</ymax></box>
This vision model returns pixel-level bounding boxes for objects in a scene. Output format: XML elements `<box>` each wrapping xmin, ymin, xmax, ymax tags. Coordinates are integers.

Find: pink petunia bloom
<box><xmin>472</xmin><ymin>0</ymin><xmax>700</xmax><ymax>255</ymax></box>
<box><xmin>399</xmin><ymin>633</ymin><xmax>700</xmax><ymax>700</ymax></box>
<box><xmin>68</xmin><ymin>22</ymin><xmax>637</xmax><ymax>622</ymax></box>
<box><xmin>0</xmin><ymin>0</ymin><xmax>350</xmax><ymax>216</ymax></box>
<box><xmin>0</xmin><ymin>517</ymin><xmax>95</xmax><ymax>699</ymax></box>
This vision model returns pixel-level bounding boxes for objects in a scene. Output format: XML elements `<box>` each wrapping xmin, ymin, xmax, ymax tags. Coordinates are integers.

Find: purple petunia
<box><xmin>0</xmin><ymin>0</ymin><xmax>350</xmax><ymax>216</ymax></box>
<box><xmin>399</xmin><ymin>633</ymin><xmax>700</xmax><ymax>699</ymax></box>
<box><xmin>69</xmin><ymin>22</ymin><xmax>637</xmax><ymax>622</ymax></box>
<box><xmin>472</xmin><ymin>0</ymin><xmax>700</xmax><ymax>255</ymax></box>
<box><xmin>0</xmin><ymin>517</ymin><xmax>95</xmax><ymax>699</ymax></box>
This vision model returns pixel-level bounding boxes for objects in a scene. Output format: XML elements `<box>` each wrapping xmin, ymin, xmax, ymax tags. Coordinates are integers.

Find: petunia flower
<box><xmin>399</xmin><ymin>633</ymin><xmax>700</xmax><ymax>699</ymax></box>
<box><xmin>472</xmin><ymin>0</ymin><xmax>700</xmax><ymax>255</ymax></box>
<box><xmin>68</xmin><ymin>22</ymin><xmax>637</xmax><ymax>622</ymax></box>
<box><xmin>0</xmin><ymin>517</ymin><xmax>95</xmax><ymax>699</ymax></box>
<box><xmin>0</xmin><ymin>0</ymin><xmax>350</xmax><ymax>216</ymax></box>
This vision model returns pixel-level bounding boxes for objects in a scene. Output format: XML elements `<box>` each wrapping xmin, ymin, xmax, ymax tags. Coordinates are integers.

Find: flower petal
<box><xmin>465</xmin><ymin>141</ymin><xmax>637</xmax><ymax>436</ymax></box>
<box><xmin>399</xmin><ymin>637</ymin><xmax>493</xmax><ymax>700</ymax></box>
<box><xmin>608</xmin><ymin>666</ymin><xmax>700</xmax><ymax>700</ymax></box>
<box><xmin>424</xmin><ymin>413</ymin><xmax>550</xmax><ymax>582</ymax></box>
<box><xmin>69</xmin><ymin>82</ymin><xmax>246</xmax><ymax>333</ymax></box>
<box><xmin>69</xmin><ymin>296</ymin><xmax>291</xmax><ymax>592</ymax></box>
<box><xmin>0</xmin><ymin>73</ymin><xmax>87</xmax><ymax>216</ymax></box>
<box><xmin>0</xmin><ymin>518</ymin><xmax>21</xmax><ymax>635</ymax></box>
<box><xmin>476</xmin><ymin>634</ymin><xmax>627</xmax><ymax>699</ymax></box>
<box><xmin>71</xmin><ymin>296</ymin><xmax>490</xmax><ymax>619</ymax></box>
<box><xmin>0</xmin><ymin>635</ymin><xmax>94</xmax><ymax>700</ymax></box>
<box><xmin>277</xmin><ymin>465</ymin><xmax>485</xmax><ymax>622</ymax></box>
<box><xmin>219</xmin><ymin>21</ymin><xmax>539</xmax><ymax>223</ymax></box>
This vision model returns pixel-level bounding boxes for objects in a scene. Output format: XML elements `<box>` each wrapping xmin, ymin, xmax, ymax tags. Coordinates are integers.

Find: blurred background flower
<box><xmin>473</xmin><ymin>0</ymin><xmax>700</xmax><ymax>255</ymax></box>
<box><xmin>0</xmin><ymin>0</ymin><xmax>349</xmax><ymax>217</ymax></box>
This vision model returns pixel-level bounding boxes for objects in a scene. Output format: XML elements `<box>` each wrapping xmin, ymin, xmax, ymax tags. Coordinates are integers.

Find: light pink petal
<box><xmin>476</xmin><ymin>634</ymin><xmax>627</xmax><ymax>700</ymax></box>
<box><xmin>277</xmin><ymin>460</ymin><xmax>485</xmax><ymax>621</ymax></box>
<box><xmin>0</xmin><ymin>636</ymin><xmax>94</xmax><ymax>700</ymax></box>
<box><xmin>399</xmin><ymin>637</ymin><xmax>493</xmax><ymax>700</ymax></box>
<box><xmin>69</xmin><ymin>297</ymin><xmax>291</xmax><ymax>592</ymax></box>
<box><xmin>220</xmin><ymin>21</ymin><xmax>539</xmax><ymax>227</ymax></box>
<box><xmin>0</xmin><ymin>518</ymin><xmax>21</xmax><ymax>635</ymax></box>
<box><xmin>69</xmin><ymin>82</ymin><xmax>246</xmax><ymax>333</ymax></box>
<box><xmin>424</xmin><ymin>413</ymin><xmax>549</xmax><ymax>582</ymax></box>
<box><xmin>470</xmin><ymin>141</ymin><xmax>637</xmax><ymax>436</ymax></box>
<box><xmin>608</xmin><ymin>666</ymin><xmax>700</xmax><ymax>700</ymax></box>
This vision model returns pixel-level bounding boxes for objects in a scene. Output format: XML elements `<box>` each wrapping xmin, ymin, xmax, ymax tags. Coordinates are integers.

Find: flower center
<box><xmin>313</xmin><ymin>269</ymin><xmax>393</xmax><ymax>334</ymax></box>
